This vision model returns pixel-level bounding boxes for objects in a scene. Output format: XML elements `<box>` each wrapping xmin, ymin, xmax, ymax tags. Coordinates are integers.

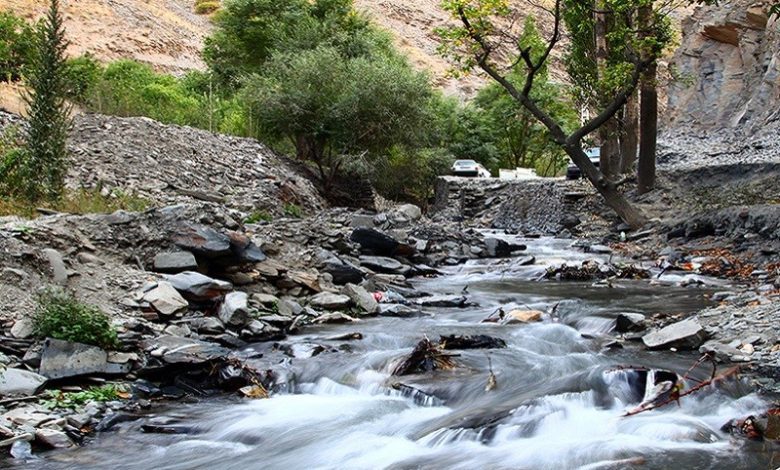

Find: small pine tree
<box><xmin>17</xmin><ymin>0</ymin><xmax>71</xmax><ymax>202</ymax></box>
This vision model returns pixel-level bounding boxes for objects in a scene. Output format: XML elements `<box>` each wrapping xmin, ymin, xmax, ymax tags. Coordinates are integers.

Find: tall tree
<box><xmin>637</xmin><ymin>1</ymin><xmax>657</xmax><ymax>194</ymax></box>
<box><xmin>595</xmin><ymin>0</ymin><xmax>619</xmax><ymax>178</ymax></box>
<box><xmin>7</xmin><ymin>0</ymin><xmax>71</xmax><ymax>202</ymax></box>
<box><xmin>620</xmin><ymin>88</ymin><xmax>639</xmax><ymax>173</ymax></box>
<box><xmin>439</xmin><ymin>0</ymin><xmax>659</xmax><ymax>228</ymax></box>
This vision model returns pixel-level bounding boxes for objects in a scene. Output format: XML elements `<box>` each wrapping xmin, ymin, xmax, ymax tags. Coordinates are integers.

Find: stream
<box><xmin>13</xmin><ymin>237</ymin><xmax>778</xmax><ymax>469</ymax></box>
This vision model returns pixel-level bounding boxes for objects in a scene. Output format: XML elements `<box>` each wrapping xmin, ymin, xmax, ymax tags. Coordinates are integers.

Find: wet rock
<box><xmin>0</xmin><ymin>368</ymin><xmax>47</xmax><ymax>396</ymax></box>
<box><xmin>700</xmin><ymin>341</ymin><xmax>746</xmax><ymax>362</ymax></box>
<box><xmin>615</xmin><ymin>313</ymin><xmax>647</xmax><ymax>333</ymax></box>
<box><xmin>350</xmin><ymin>228</ymin><xmax>401</xmax><ymax>256</ymax></box>
<box><xmin>378</xmin><ymin>304</ymin><xmax>423</xmax><ymax>317</ymax></box>
<box><xmin>140</xmin><ymin>335</ymin><xmax>229</xmax><ymax>365</ymax></box>
<box><xmin>10</xmin><ymin>439</ymin><xmax>34</xmax><ymax>459</ymax></box>
<box><xmin>415</xmin><ymin>295</ymin><xmax>468</xmax><ymax>308</ymax></box>
<box><xmin>218</xmin><ymin>292</ymin><xmax>251</xmax><ymax>327</ymax></box>
<box><xmin>439</xmin><ymin>334</ymin><xmax>506</xmax><ymax>350</ymax></box>
<box><xmin>172</xmin><ymin>224</ymin><xmax>231</xmax><ymax>258</ymax></box>
<box><xmin>309</xmin><ymin>292</ymin><xmax>351</xmax><ymax>310</ymax></box>
<box><xmin>166</xmin><ymin>271</ymin><xmax>232</xmax><ymax>301</ymax></box>
<box><xmin>504</xmin><ymin>309</ymin><xmax>543</xmax><ymax>324</ymax></box>
<box><xmin>39</xmin><ymin>339</ymin><xmax>128</xmax><ymax>379</ymax></box>
<box><xmin>642</xmin><ymin>318</ymin><xmax>709</xmax><ymax>350</ymax></box>
<box><xmin>188</xmin><ymin>317</ymin><xmax>225</xmax><ymax>334</ymax></box>
<box><xmin>2</xmin><ymin>407</ymin><xmax>52</xmax><ymax>427</ymax></box>
<box><xmin>484</xmin><ymin>238</ymin><xmax>511</xmax><ymax>258</ymax></box>
<box><xmin>153</xmin><ymin>251</ymin><xmax>198</xmax><ymax>273</ymax></box>
<box><xmin>314</xmin><ymin>312</ymin><xmax>359</xmax><ymax>324</ymax></box>
<box><xmin>143</xmin><ymin>281</ymin><xmax>189</xmax><ymax>317</ymax></box>
<box><xmin>342</xmin><ymin>283</ymin><xmax>379</xmax><ymax>314</ymax></box>
<box><xmin>359</xmin><ymin>255</ymin><xmax>409</xmax><ymax>275</ymax></box>
<box><xmin>278</xmin><ymin>342</ymin><xmax>327</xmax><ymax>359</ymax></box>
<box><xmin>10</xmin><ymin>319</ymin><xmax>34</xmax><ymax>339</ymax></box>
<box><xmin>35</xmin><ymin>428</ymin><xmax>73</xmax><ymax>449</ymax></box>
<box><xmin>42</xmin><ymin>248</ymin><xmax>68</xmax><ymax>285</ymax></box>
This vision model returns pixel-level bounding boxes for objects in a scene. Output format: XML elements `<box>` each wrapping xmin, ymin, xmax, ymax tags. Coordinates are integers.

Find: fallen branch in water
<box><xmin>622</xmin><ymin>354</ymin><xmax>739</xmax><ymax>417</ymax></box>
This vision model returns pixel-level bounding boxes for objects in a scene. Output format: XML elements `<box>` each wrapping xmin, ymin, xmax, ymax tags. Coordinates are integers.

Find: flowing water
<box><xmin>12</xmin><ymin>237</ymin><xmax>779</xmax><ymax>469</ymax></box>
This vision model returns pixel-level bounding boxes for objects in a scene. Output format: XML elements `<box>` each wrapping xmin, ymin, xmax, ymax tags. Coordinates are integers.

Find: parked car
<box><xmin>452</xmin><ymin>159</ymin><xmax>491</xmax><ymax>178</ymax></box>
<box><xmin>565</xmin><ymin>147</ymin><xmax>600</xmax><ymax>180</ymax></box>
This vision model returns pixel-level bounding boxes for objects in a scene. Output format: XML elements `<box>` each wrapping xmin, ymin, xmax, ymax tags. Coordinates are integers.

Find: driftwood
<box><xmin>622</xmin><ymin>354</ymin><xmax>739</xmax><ymax>417</ymax></box>
<box><xmin>392</xmin><ymin>337</ymin><xmax>458</xmax><ymax>376</ymax></box>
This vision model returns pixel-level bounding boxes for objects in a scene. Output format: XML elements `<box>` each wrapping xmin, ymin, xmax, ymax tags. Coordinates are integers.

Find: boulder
<box><xmin>251</xmin><ymin>293</ymin><xmax>280</xmax><ymax>307</ymax></box>
<box><xmin>143</xmin><ymin>281</ymin><xmax>189</xmax><ymax>317</ymax></box>
<box><xmin>323</xmin><ymin>260</ymin><xmax>364</xmax><ymax>285</ymax></box>
<box><xmin>38</xmin><ymin>339</ymin><xmax>129</xmax><ymax>379</ymax></box>
<box><xmin>439</xmin><ymin>334</ymin><xmax>506</xmax><ymax>350</ymax></box>
<box><xmin>310</xmin><ymin>292</ymin><xmax>352</xmax><ymax>310</ymax></box>
<box><xmin>351</xmin><ymin>228</ymin><xmax>403</xmax><ymax>256</ymax></box>
<box><xmin>359</xmin><ymin>256</ymin><xmax>410</xmax><ymax>275</ymax></box>
<box><xmin>172</xmin><ymin>224</ymin><xmax>232</xmax><ymax>258</ymax></box>
<box><xmin>642</xmin><ymin>318</ymin><xmax>709</xmax><ymax>350</ymax></box>
<box><xmin>140</xmin><ymin>335</ymin><xmax>229</xmax><ymax>365</ymax></box>
<box><xmin>504</xmin><ymin>310</ymin><xmax>543</xmax><ymax>324</ymax></box>
<box><xmin>35</xmin><ymin>428</ymin><xmax>74</xmax><ymax>449</ymax></box>
<box><xmin>226</xmin><ymin>231</ymin><xmax>266</xmax><ymax>264</ymax></box>
<box><xmin>0</xmin><ymin>368</ymin><xmax>47</xmax><ymax>396</ymax></box>
<box><xmin>396</xmin><ymin>204</ymin><xmax>422</xmax><ymax>221</ymax></box>
<box><xmin>277</xmin><ymin>298</ymin><xmax>303</xmax><ymax>316</ymax></box>
<box><xmin>218</xmin><ymin>292</ymin><xmax>252</xmax><ymax>327</ymax></box>
<box><xmin>415</xmin><ymin>295</ymin><xmax>468</xmax><ymax>308</ymax></box>
<box><xmin>10</xmin><ymin>318</ymin><xmax>34</xmax><ymax>339</ymax></box>
<box><xmin>342</xmin><ymin>283</ymin><xmax>379</xmax><ymax>314</ymax></box>
<box><xmin>165</xmin><ymin>271</ymin><xmax>232</xmax><ymax>301</ymax></box>
<box><xmin>42</xmin><ymin>248</ymin><xmax>68</xmax><ymax>285</ymax></box>
<box><xmin>484</xmin><ymin>238</ymin><xmax>511</xmax><ymax>258</ymax></box>
<box><xmin>188</xmin><ymin>317</ymin><xmax>225</xmax><ymax>334</ymax></box>
<box><xmin>615</xmin><ymin>313</ymin><xmax>647</xmax><ymax>333</ymax></box>
<box><xmin>153</xmin><ymin>251</ymin><xmax>198</xmax><ymax>273</ymax></box>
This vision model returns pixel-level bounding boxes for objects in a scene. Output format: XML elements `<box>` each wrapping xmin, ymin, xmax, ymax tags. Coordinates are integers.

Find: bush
<box><xmin>372</xmin><ymin>146</ymin><xmax>453</xmax><ymax>207</ymax></box>
<box><xmin>245</xmin><ymin>210</ymin><xmax>272</xmax><ymax>223</ymax></box>
<box><xmin>63</xmin><ymin>54</ymin><xmax>103</xmax><ymax>101</ymax></box>
<box><xmin>43</xmin><ymin>384</ymin><xmax>126</xmax><ymax>409</ymax></box>
<box><xmin>33</xmin><ymin>289</ymin><xmax>119</xmax><ymax>349</ymax></box>
<box><xmin>283</xmin><ymin>203</ymin><xmax>303</xmax><ymax>218</ymax></box>
<box><xmin>195</xmin><ymin>1</ymin><xmax>221</xmax><ymax>14</ymax></box>
<box><xmin>0</xmin><ymin>11</ymin><xmax>35</xmax><ymax>82</ymax></box>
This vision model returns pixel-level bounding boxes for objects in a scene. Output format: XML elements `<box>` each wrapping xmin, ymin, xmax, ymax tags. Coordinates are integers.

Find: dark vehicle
<box><xmin>565</xmin><ymin>147</ymin><xmax>601</xmax><ymax>180</ymax></box>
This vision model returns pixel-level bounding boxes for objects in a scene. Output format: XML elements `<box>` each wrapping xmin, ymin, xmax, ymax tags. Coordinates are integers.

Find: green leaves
<box><xmin>0</xmin><ymin>11</ymin><xmax>35</xmax><ymax>82</ymax></box>
<box><xmin>43</xmin><ymin>384</ymin><xmax>127</xmax><ymax>410</ymax></box>
<box><xmin>33</xmin><ymin>289</ymin><xmax>119</xmax><ymax>350</ymax></box>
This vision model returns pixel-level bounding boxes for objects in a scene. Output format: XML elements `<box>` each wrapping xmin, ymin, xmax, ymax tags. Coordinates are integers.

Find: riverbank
<box><xmin>2</xmin><ymin>111</ymin><xmax>779</xmax><ymax>461</ymax></box>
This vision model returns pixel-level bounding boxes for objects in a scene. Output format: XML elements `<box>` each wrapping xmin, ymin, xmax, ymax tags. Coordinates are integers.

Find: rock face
<box><xmin>666</xmin><ymin>1</ymin><xmax>779</xmax><ymax>133</ymax></box>
<box><xmin>642</xmin><ymin>318</ymin><xmax>709</xmax><ymax>350</ymax></box>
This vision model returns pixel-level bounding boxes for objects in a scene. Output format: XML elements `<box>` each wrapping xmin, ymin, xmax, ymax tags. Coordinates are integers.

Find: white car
<box><xmin>452</xmin><ymin>159</ymin><xmax>491</xmax><ymax>178</ymax></box>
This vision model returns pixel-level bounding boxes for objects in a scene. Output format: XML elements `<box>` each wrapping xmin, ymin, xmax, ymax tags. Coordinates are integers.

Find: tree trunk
<box><xmin>620</xmin><ymin>88</ymin><xmax>639</xmax><ymax>173</ymax></box>
<box><xmin>637</xmin><ymin>4</ymin><xmax>657</xmax><ymax>194</ymax></box>
<box><xmin>594</xmin><ymin>0</ymin><xmax>618</xmax><ymax>178</ymax></box>
<box><xmin>565</xmin><ymin>143</ymin><xmax>647</xmax><ymax>228</ymax></box>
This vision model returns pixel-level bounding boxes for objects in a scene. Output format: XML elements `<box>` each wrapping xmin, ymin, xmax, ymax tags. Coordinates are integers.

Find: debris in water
<box><xmin>239</xmin><ymin>384</ymin><xmax>269</xmax><ymax>399</ymax></box>
<box><xmin>545</xmin><ymin>260</ymin><xmax>649</xmax><ymax>281</ymax></box>
<box><xmin>439</xmin><ymin>334</ymin><xmax>506</xmax><ymax>350</ymax></box>
<box><xmin>392</xmin><ymin>337</ymin><xmax>458</xmax><ymax>376</ymax></box>
<box><xmin>485</xmin><ymin>356</ymin><xmax>497</xmax><ymax>392</ymax></box>
<box><xmin>622</xmin><ymin>354</ymin><xmax>739</xmax><ymax>417</ymax></box>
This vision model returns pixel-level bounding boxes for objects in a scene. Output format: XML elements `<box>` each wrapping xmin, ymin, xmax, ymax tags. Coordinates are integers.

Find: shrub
<box><xmin>372</xmin><ymin>146</ymin><xmax>453</xmax><ymax>207</ymax></box>
<box><xmin>283</xmin><ymin>203</ymin><xmax>303</xmax><ymax>218</ymax></box>
<box><xmin>33</xmin><ymin>289</ymin><xmax>119</xmax><ymax>349</ymax></box>
<box><xmin>195</xmin><ymin>1</ymin><xmax>221</xmax><ymax>14</ymax></box>
<box><xmin>0</xmin><ymin>11</ymin><xmax>35</xmax><ymax>82</ymax></box>
<box><xmin>245</xmin><ymin>210</ymin><xmax>272</xmax><ymax>224</ymax></box>
<box><xmin>63</xmin><ymin>54</ymin><xmax>103</xmax><ymax>101</ymax></box>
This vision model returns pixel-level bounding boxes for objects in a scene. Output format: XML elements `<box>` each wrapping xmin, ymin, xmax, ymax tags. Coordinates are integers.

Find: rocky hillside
<box><xmin>666</xmin><ymin>0</ymin><xmax>780</xmax><ymax>134</ymax></box>
<box><xmin>0</xmin><ymin>111</ymin><xmax>325</xmax><ymax>217</ymax></box>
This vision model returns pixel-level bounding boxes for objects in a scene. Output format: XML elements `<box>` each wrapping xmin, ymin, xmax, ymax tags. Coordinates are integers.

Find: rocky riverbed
<box><xmin>1</xmin><ymin>111</ymin><xmax>779</xmax><ymax>463</ymax></box>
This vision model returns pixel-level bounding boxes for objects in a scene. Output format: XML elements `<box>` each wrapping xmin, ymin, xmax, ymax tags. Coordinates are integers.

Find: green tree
<box><xmin>204</xmin><ymin>0</ymin><xmax>392</xmax><ymax>87</ymax></box>
<box><xmin>0</xmin><ymin>11</ymin><xmax>35</xmax><ymax>82</ymax></box>
<box><xmin>438</xmin><ymin>0</ymin><xmax>656</xmax><ymax>228</ymax></box>
<box><xmin>4</xmin><ymin>0</ymin><xmax>71</xmax><ymax>202</ymax></box>
<box><xmin>474</xmin><ymin>16</ymin><xmax>578</xmax><ymax>176</ymax></box>
<box><xmin>241</xmin><ymin>46</ymin><xmax>431</xmax><ymax>188</ymax></box>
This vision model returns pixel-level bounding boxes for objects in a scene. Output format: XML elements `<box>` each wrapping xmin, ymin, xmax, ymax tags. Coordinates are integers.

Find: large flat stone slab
<box><xmin>643</xmin><ymin>318</ymin><xmax>709</xmax><ymax>350</ymax></box>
